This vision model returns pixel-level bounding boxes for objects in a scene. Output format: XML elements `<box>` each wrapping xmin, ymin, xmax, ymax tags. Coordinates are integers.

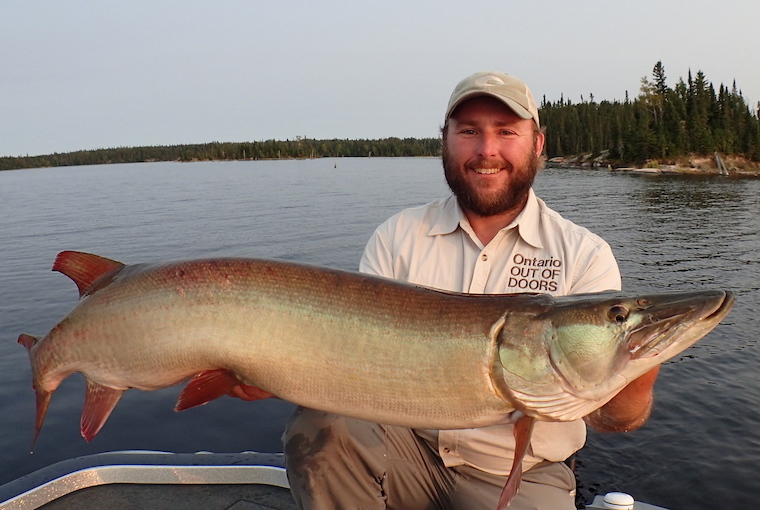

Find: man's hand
<box><xmin>227</xmin><ymin>383</ymin><xmax>277</xmax><ymax>401</ymax></box>
<box><xmin>584</xmin><ymin>366</ymin><xmax>660</xmax><ymax>432</ymax></box>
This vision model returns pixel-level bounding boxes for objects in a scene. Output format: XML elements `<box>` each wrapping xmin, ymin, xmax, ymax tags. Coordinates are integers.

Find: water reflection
<box><xmin>637</xmin><ymin>175</ymin><xmax>744</xmax><ymax>210</ymax></box>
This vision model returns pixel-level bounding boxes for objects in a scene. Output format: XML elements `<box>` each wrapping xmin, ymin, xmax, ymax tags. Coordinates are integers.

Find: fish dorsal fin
<box><xmin>53</xmin><ymin>251</ymin><xmax>125</xmax><ymax>297</ymax></box>
<box><xmin>497</xmin><ymin>413</ymin><xmax>536</xmax><ymax>509</ymax></box>
<box><xmin>81</xmin><ymin>379</ymin><xmax>124</xmax><ymax>442</ymax></box>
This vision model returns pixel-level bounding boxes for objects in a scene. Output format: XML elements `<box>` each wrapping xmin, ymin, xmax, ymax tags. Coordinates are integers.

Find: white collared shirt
<box><xmin>359</xmin><ymin>189</ymin><xmax>621</xmax><ymax>475</ymax></box>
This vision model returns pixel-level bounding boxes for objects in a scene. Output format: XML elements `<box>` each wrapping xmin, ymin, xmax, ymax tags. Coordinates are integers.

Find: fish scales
<box><xmin>31</xmin><ymin>257</ymin><xmax>517</xmax><ymax>428</ymax></box>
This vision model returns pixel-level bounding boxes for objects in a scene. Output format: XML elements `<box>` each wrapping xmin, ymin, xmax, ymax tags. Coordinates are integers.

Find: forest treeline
<box><xmin>542</xmin><ymin>61</ymin><xmax>760</xmax><ymax>165</ymax></box>
<box><xmin>0</xmin><ymin>137</ymin><xmax>442</xmax><ymax>171</ymax></box>
<box><xmin>2</xmin><ymin>61</ymin><xmax>758</xmax><ymax>171</ymax></box>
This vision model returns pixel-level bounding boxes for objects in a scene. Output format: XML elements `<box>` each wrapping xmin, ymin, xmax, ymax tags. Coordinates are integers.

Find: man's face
<box><xmin>443</xmin><ymin>96</ymin><xmax>545</xmax><ymax>218</ymax></box>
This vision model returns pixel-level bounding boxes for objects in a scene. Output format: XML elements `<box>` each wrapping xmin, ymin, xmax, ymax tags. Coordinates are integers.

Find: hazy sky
<box><xmin>3</xmin><ymin>0</ymin><xmax>759</xmax><ymax>157</ymax></box>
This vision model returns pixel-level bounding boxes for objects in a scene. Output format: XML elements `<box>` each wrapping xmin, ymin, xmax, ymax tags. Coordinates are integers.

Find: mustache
<box><xmin>465</xmin><ymin>157</ymin><xmax>510</xmax><ymax>170</ymax></box>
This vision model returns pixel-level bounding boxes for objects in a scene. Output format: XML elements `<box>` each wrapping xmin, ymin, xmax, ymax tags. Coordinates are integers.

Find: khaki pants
<box><xmin>282</xmin><ymin>407</ymin><xmax>576</xmax><ymax>510</ymax></box>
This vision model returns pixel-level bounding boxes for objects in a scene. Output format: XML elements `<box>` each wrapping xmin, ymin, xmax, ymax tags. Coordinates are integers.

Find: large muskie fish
<box><xmin>19</xmin><ymin>251</ymin><xmax>734</xmax><ymax>508</ymax></box>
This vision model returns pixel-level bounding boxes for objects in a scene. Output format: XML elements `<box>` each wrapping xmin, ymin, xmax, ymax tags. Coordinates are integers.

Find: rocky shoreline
<box><xmin>546</xmin><ymin>152</ymin><xmax>760</xmax><ymax>177</ymax></box>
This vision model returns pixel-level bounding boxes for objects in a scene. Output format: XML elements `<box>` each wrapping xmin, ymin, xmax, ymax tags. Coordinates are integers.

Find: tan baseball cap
<box><xmin>446</xmin><ymin>71</ymin><xmax>540</xmax><ymax>128</ymax></box>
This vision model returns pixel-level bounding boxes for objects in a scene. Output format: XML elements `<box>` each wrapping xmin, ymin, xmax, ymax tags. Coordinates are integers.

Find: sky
<box><xmin>2</xmin><ymin>0</ymin><xmax>759</xmax><ymax>157</ymax></box>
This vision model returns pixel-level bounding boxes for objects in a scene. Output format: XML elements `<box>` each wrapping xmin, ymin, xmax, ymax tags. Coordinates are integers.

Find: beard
<box><xmin>442</xmin><ymin>142</ymin><xmax>541</xmax><ymax>218</ymax></box>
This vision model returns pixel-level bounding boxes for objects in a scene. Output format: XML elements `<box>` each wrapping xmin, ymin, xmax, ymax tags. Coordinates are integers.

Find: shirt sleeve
<box><xmin>359</xmin><ymin>217</ymin><xmax>396</xmax><ymax>278</ymax></box>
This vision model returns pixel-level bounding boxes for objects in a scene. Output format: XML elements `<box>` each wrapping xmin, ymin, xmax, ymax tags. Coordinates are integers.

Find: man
<box><xmin>241</xmin><ymin>71</ymin><xmax>659</xmax><ymax>509</ymax></box>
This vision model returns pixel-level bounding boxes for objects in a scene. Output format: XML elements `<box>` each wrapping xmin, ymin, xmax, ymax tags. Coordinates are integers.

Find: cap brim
<box><xmin>447</xmin><ymin>91</ymin><xmax>534</xmax><ymax>121</ymax></box>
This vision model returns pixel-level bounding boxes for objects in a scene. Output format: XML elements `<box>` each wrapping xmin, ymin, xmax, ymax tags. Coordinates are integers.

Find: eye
<box><xmin>608</xmin><ymin>305</ymin><xmax>629</xmax><ymax>324</ymax></box>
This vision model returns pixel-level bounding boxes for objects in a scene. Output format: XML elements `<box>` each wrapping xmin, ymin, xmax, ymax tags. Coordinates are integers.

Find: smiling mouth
<box><xmin>472</xmin><ymin>167</ymin><xmax>502</xmax><ymax>175</ymax></box>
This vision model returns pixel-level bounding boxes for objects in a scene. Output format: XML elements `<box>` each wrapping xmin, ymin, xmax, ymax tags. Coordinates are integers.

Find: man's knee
<box><xmin>515</xmin><ymin>461</ymin><xmax>577</xmax><ymax>510</ymax></box>
<box><xmin>282</xmin><ymin>408</ymin><xmax>388</xmax><ymax>509</ymax></box>
<box><xmin>283</xmin><ymin>407</ymin><xmax>385</xmax><ymax>463</ymax></box>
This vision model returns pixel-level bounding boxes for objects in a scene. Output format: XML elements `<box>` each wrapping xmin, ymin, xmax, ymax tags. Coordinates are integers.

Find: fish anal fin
<box><xmin>175</xmin><ymin>369</ymin><xmax>243</xmax><ymax>412</ymax></box>
<box><xmin>497</xmin><ymin>414</ymin><xmax>536</xmax><ymax>509</ymax></box>
<box><xmin>81</xmin><ymin>379</ymin><xmax>124</xmax><ymax>442</ymax></box>
<box><xmin>53</xmin><ymin>251</ymin><xmax>125</xmax><ymax>298</ymax></box>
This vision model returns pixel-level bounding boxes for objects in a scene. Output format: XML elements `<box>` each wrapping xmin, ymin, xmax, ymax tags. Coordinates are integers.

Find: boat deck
<box><xmin>34</xmin><ymin>483</ymin><xmax>296</xmax><ymax>510</ymax></box>
<box><xmin>0</xmin><ymin>451</ymin><xmax>297</xmax><ymax>510</ymax></box>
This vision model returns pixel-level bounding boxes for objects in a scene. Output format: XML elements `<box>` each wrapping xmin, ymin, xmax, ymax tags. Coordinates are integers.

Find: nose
<box><xmin>477</xmin><ymin>131</ymin><xmax>499</xmax><ymax>157</ymax></box>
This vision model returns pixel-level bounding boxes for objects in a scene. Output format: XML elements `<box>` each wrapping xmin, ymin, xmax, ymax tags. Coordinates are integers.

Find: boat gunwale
<box><xmin>0</xmin><ymin>450</ymin><xmax>289</xmax><ymax>510</ymax></box>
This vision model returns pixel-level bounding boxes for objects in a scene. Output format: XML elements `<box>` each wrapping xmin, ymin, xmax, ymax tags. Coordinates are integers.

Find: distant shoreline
<box><xmin>546</xmin><ymin>153</ymin><xmax>760</xmax><ymax>177</ymax></box>
<box><xmin>3</xmin><ymin>144</ymin><xmax>759</xmax><ymax>176</ymax></box>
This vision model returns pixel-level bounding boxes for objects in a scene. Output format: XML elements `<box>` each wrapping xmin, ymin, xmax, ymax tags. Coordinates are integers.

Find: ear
<box><xmin>441</xmin><ymin>120</ymin><xmax>450</xmax><ymax>142</ymax></box>
<box><xmin>534</xmin><ymin>130</ymin><xmax>546</xmax><ymax>157</ymax></box>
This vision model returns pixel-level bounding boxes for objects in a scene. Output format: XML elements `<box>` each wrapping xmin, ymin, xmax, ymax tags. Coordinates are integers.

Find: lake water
<box><xmin>0</xmin><ymin>158</ymin><xmax>757</xmax><ymax>509</ymax></box>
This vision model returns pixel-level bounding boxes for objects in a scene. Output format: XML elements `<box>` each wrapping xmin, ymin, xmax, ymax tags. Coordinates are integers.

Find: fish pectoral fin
<box><xmin>53</xmin><ymin>251</ymin><xmax>125</xmax><ymax>298</ymax></box>
<box><xmin>497</xmin><ymin>413</ymin><xmax>536</xmax><ymax>510</ymax></box>
<box><xmin>175</xmin><ymin>369</ymin><xmax>248</xmax><ymax>412</ymax></box>
<box><xmin>81</xmin><ymin>380</ymin><xmax>125</xmax><ymax>442</ymax></box>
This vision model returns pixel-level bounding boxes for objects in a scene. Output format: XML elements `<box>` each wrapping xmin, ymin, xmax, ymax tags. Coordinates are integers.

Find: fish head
<box><xmin>548</xmin><ymin>289</ymin><xmax>733</xmax><ymax>393</ymax></box>
<box><xmin>495</xmin><ymin>289</ymin><xmax>734</xmax><ymax>421</ymax></box>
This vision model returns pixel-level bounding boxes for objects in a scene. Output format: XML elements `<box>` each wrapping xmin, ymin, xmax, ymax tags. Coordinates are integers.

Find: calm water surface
<box><xmin>0</xmin><ymin>159</ymin><xmax>757</xmax><ymax>509</ymax></box>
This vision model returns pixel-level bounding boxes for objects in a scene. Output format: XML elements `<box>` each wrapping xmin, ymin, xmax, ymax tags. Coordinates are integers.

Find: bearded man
<box><xmin>277</xmin><ymin>71</ymin><xmax>660</xmax><ymax>509</ymax></box>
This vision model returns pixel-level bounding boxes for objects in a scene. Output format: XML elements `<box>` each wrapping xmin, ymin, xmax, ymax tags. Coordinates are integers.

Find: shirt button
<box><xmin>481</xmin><ymin>254</ymin><xmax>488</xmax><ymax>261</ymax></box>
<box><xmin>443</xmin><ymin>447</ymin><xmax>451</xmax><ymax>453</ymax></box>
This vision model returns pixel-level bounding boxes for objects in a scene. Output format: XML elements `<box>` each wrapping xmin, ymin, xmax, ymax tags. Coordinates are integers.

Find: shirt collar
<box><xmin>513</xmin><ymin>188</ymin><xmax>544</xmax><ymax>249</ymax></box>
<box><xmin>427</xmin><ymin>195</ymin><xmax>463</xmax><ymax>236</ymax></box>
<box><xmin>426</xmin><ymin>190</ymin><xmax>544</xmax><ymax>249</ymax></box>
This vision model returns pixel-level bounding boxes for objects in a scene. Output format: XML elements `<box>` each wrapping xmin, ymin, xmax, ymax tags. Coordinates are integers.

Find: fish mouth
<box><xmin>709</xmin><ymin>290</ymin><xmax>735</xmax><ymax>318</ymax></box>
<box><xmin>627</xmin><ymin>290</ymin><xmax>734</xmax><ymax>359</ymax></box>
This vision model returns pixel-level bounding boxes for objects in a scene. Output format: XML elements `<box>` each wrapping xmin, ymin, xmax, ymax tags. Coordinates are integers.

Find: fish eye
<box><xmin>608</xmin><ymin>305</ymin><xmax>629</xmax><ymax>324</ymax></box>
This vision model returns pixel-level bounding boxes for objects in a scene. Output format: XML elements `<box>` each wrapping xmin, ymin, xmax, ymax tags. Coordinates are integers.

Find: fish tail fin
<box><xmin>18</xmin><ymin>333</ymin><xmax>39</xmax><ymax>351</ymax></box>
<box><xmin>81</xmin><ymin>379</ymin><xmax>124</xmax><ymax>442</ymax></box>
<box><xmin>53</xmin><ymin>251</ymin><xmax>125</xmax><ymax>297</ymax></box>
<box><xmin>497</xmin><ymin>414</ymin><xmax>536</xmax><ymax>510</ymax></box>
<box><xmin>31</xmin><ymin>388</ymin><xmax>53</xmax><ymax>452</ymax></box>
<box><xmin>18</xmin><ymin>333</ymin><xmax>49</xmax><ymax>452</ymax></box>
